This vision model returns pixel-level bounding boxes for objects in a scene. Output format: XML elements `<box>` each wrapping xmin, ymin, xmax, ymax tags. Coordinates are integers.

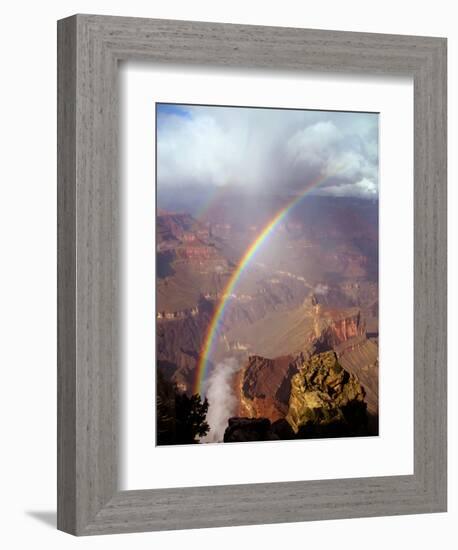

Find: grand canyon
<box><xmin>155</xmin><ymin>104</ymin><xmax>379</xmax><ymax>445</ymax></box>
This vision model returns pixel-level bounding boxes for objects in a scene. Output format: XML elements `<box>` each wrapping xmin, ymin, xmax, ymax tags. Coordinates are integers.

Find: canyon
<box><xmin>156</xmin><ymin>193</ymin><xmax>379</xmax><ymax>442</ymax></box>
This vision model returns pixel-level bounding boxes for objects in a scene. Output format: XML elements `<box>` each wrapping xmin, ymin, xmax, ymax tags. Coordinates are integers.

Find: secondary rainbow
<box><xmin>194</xmin><ymin>172</ymin><xmax>335</xmax><ymax>395</ymax></box>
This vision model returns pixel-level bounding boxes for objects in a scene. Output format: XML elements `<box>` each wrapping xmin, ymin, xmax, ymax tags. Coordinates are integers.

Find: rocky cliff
<box><xmin>232</xmin><ymin>305</ymin><xmax>373</xmax><ymax>420</ymax></box>
<box><xmin>285</xmin><ymin>351</ymin><xmax>368</xmax><ymax>436</ymax></box>
<box><xmin>235</xmin><ymin>355</ymin><xmax>295</xmax><ymax>421</ymax></box>
<box><xmin>157</xmin><ymin>211</ymin><xmax>195</xmax><ymax>243</ymax></box>
<box><xmin>309</xmin><ymin>304</ymin><xmax>366</xmax><ymax>350</ymax></box>
<box><xmin>224</xmin><ymin>351</ymin><xmax>370</xmax><ymax>442</ymax></box>
<box><xmin>335</xmin><ymin>336</ymin><xmax>378</xmax><ymax>416</ymax></box>
<box><xmin>157</xmin><ymin>297</ymin><xmax>214</xmax><ymax>393</ymax></box>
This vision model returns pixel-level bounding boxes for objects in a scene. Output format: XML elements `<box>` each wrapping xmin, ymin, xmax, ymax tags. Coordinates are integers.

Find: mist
<box><xmin>201</xmin><ymin>358</ymin><xmax>240</xmax><ymax>443</ymax></box>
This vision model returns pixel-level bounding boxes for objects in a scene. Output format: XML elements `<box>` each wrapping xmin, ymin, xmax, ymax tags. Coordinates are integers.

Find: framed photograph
<box><xmin>57</xmin><ymin>14</ymin><xmax>447</xmax><ymax>535</ymax></box>
<box><xmin>155</xmin><ymin>102</ymin><xmax>380</xmax><ymax>446</ymax></box>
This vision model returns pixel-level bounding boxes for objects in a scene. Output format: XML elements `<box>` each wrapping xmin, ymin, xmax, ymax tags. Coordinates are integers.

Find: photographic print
<box><xmin>156</xmin><ymin>104</ymin><xmax>379</xmax><ymax>445</ymax></box>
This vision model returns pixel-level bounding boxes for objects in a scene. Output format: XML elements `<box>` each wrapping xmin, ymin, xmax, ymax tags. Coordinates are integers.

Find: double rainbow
<box><xmin>193</xmin><ymin>171</ymin><xmax>334</xmax><ymax>395</ymax></box>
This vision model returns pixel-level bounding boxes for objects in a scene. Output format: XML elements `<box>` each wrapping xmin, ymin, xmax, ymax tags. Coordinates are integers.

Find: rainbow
<box><xmin>193</xmin><ymin>171</ymin><xmax>335</xmax><ymax>395</ymax></box>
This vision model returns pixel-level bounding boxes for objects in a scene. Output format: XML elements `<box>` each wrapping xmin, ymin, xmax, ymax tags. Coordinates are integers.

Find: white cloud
<box><xmin>157</xmin><ymin>106</ymin><xmax>379</xmax><ymax>199</ymax></box>
<box><xmin>316</xmin><ymin>177</ymin><xmax>378</xmax><ymax>199</ymax></box>
<box><xmin>286</xmin><ymin>121</ymin><xmax>341</xmax><ymax>168</ymax></box>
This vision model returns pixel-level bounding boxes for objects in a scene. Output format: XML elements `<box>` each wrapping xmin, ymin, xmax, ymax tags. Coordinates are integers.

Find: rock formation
<box><xmin>236</xmin><ymin>355</ymin><xmax>295</xmax><ymax>421</ymax></box>
<box><xmin>223</xmin><ymin>417</ymin><xmax>296</xmax><ymax>442</ymax></box>
<box><xmin>224</xmin><ymin>351</ymin><xmax>369</xmax><ymax>442</ymax></box>
<box><xmin>223</xmin><ymin>417</ymin><xmax>279</xmax><ymax>442</ymax></box>
<box><xmin>285</xmin><ymin>351</ymin><xmax>368</xmax><ymax>436</ymax></box>
<box><xmin>310</xmin><ymin>307</ymin><xmax>366</xmax><ymax>350</ymax></box>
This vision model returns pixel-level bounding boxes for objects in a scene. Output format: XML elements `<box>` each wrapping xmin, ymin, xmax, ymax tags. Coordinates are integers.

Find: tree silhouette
<box><xmin>156</xmin><ymin>370</ymin><xmax>209</xmax><ymax>445</ymax></box>
<box><xmin>175</xmin><ymin>393</ymin><xmax>209</xmax><ymax>444</ymax></box>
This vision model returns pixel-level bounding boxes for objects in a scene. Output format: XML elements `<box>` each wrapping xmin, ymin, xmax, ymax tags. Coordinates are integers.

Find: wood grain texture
<box><xmin>57</xmin><ymin>16</ymin><xmax>77</xmax><ymax>534</ymax></box>
<box><xmin>57</xmin><ymin>14</ymin><xmax>447</xmax><ymax>535</ymax></box>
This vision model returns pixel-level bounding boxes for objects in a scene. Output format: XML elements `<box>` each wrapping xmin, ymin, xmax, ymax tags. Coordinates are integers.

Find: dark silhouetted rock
<box><xmin>223</xmin><ymin>417</ymin><xmax>280</xmax><ymax>442</ymax></box>
<box><xmin>271</xmin><ymin>418</ymin><xmax>296</xmax><ymax>439</ymax></box>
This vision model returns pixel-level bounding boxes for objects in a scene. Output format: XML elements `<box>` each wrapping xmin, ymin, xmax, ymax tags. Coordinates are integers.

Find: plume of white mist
<box><xmin>201</xmin><ymin>358</ymin><xmax>240</xmax><ymax>443</ymax></box>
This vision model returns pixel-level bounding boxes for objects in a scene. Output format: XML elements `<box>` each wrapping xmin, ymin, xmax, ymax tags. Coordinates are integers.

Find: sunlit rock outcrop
<box><xmin>285</xmin><ymin>351</ymin><xmax>367</xmax><ymax>436</ymax></box>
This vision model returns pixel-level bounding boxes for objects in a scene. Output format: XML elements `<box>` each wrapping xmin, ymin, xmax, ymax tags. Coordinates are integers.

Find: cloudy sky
<box><xmin>156</xmin><ymin>104</ymin><xmax>378</xmax><ymax>199</ymax></box>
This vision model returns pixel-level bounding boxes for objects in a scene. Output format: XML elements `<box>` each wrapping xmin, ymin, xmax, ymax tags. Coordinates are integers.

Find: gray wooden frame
<box><xmin>57</xmin><ymin>14</ymin><xmax>447</xmax><ymax>536</ymax></box>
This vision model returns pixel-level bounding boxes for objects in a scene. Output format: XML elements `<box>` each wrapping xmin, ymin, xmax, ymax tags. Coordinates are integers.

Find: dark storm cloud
<box><xmin>156</xmin><ymin>104</ymin><xmax>378</xmax><ymax>199</ymax></box>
